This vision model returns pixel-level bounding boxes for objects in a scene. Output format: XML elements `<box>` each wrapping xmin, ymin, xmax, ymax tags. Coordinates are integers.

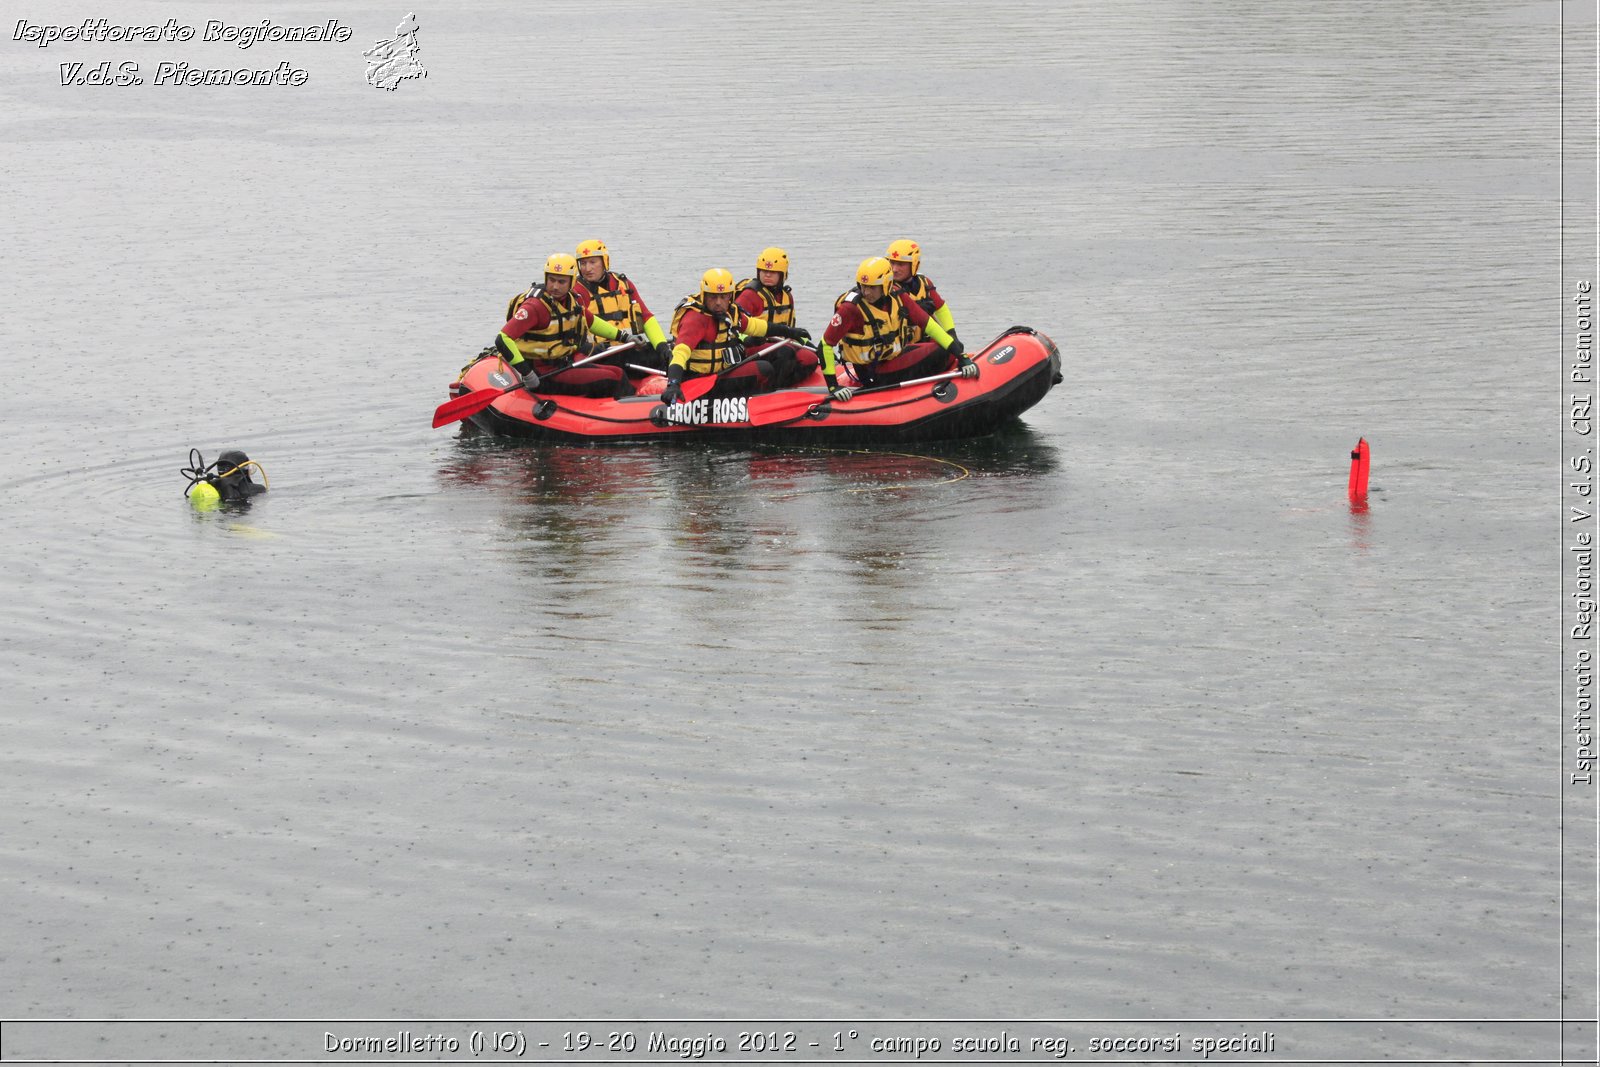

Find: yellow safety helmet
<box><xmin>699</xmin><ymin>267</ymin><xmax>737</xmax><ymax>297</ymax></box>
<box><xmin>755</xmin><ymin>246</ymin><xmax>789</xmax><ymax>276</ymax></box>
<box><xmin>885</xmin><ymin>238</ymin><xmax>921</xmax><ymax>275</ymax></box>
<box><xmin>856</xmin><ymin>256</ymin><xmax>894</xmax><ymax>290</ymax></box>
<box><xmin>544</xmin><ymin>252</ymin><xmax>579</xmax><ymax>280</ymax></box>
<box><xmin>575</xmin><ymin>238</ymin><xmax>610</xmax><ymax>271</ymax></box>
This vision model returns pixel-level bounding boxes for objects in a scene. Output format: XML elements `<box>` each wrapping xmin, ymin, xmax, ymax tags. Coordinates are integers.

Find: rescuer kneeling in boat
<box><xmin>571</xmin><ymin>238</ymin><xmax>675</xmax><ymax>370</ymax></box>
<box><xmin>494</xmin><ymin>253</ymin><xmax>635</xmax><ymax>398</ymax></box>
<box><xmin>816</xmin><ymin>256</ymin><xmax>976</xmax><ymax>396</ymax></box>
<box><xmin>885</xmin><ymin>238</ymin><xmax>959</xmax><ymax>344</ymax></box>
<box><xmin>734</xmin><ymin>247</ymin><xmax>818</xmax><ymax>388</ymax></box>
<box><xmin>659</xmin><ymin>268</ymin><xmax>811</xmax><ymax>405</ymax></box>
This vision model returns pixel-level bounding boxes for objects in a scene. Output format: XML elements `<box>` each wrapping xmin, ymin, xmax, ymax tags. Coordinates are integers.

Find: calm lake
<box><xmin>0</xmin><ymin>1</ymin><xmax>1588</xmax><ymax>1063</ymax></box>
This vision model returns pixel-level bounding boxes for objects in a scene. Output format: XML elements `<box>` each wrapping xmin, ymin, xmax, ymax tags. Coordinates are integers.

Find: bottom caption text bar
<box><xmin>2</xmin><ymin>1019</ymin><xmax>1596</xmax><ymax>1064</ymax></box>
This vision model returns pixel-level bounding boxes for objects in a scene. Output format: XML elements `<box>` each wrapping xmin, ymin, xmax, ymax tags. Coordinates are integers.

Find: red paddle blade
<box><xmin>432</xmin><ymin>386</ymin><xmax>508</xmax><ymax>428</ymax></box>
<box><xmin>678</xmin><ymin>375</ymin><xmax>720</xmax><ymax>403</ymax></box>
<box><xmin>747</xmin><ymin>391</ymin><xmax>828</xmax><ymax>427</ymax></box>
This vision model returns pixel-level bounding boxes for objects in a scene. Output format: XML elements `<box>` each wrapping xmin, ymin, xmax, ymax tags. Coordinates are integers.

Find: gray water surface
<box><xmin>0</xmin><ymin>1</ymin><xmax>1581</xmax><ymax>1062</ymax></box>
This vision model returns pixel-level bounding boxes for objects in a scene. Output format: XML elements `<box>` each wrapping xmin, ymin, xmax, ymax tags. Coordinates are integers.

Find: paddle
<box><xmin>431</xmin><ymin>342</ymin><xmax>638</xmax><ymax>428</ymax></box>
<box><xmin>627</xmin><ymin>339</ymin><xmax>795</xmax><ymax>404</ymax></box>
<box><xmin>746</xmin><ymin>368</ymin><xmax>967</xmax><ymax>427</ymax></box>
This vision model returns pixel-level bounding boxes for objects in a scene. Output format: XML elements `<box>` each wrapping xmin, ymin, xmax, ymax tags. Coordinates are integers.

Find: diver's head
<box><xmin>215</xmin><ymin>450</ymin><xmax>252</xmax><ymax>482</ymax></box>
<box><xmin>211</xmin><ymin>450</ymin><xmax>265</xmax><ymax>499</ymax></box>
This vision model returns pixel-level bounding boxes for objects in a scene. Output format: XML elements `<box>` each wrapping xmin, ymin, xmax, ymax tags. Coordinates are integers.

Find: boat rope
<box><xmin>817</xmin><ymin>394</ymin><xmax>930</xmax><ymax>418</ymax></box>
<box><xmin>759</xmin><ymin>391</ymin><xmax>937</xmax><ymax>429</ymax></box>
<box><xmin>536</xmin><ymin>401</ymin><xmax>658</xmax><ymax>426</ymax></box>
<box><xmin>838</xmin><ymin>448</ymin><xmax>971</xmax><ymax>493</ymax></box>
<box><xmin>764</xmin><ymin>445</ymin><xmax>972</xmax><ymax>493</ymax></box>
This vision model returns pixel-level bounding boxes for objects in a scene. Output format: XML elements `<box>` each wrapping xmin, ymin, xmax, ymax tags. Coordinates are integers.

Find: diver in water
<box><xmin>184</xmin><ymin>449</ymin><xmax>267</xmax><ymax>506</ymax></box>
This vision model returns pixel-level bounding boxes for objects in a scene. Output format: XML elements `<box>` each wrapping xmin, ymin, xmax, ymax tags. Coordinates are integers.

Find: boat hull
<box><xmin>448</xmin><ymin>327</ymin><xmax>1062</xmax><ymax>444</ymax></box>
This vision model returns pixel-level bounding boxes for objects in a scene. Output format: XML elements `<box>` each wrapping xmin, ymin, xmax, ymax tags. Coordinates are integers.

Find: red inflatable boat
<box><xmin>438</xmin><ymin>326</ymin><xmax>1061</xmax><ymax>444</ymax></box>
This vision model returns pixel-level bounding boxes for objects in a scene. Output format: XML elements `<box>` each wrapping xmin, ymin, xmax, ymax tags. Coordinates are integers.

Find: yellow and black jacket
<box><xmin>733</xmin><ymin>278</ymin><xmax>796</xmax><ymax>331</ymax></box>
<box><xmin>669</xmin><ymin>299</ymin><xmax>773</xmax><ymax>375</ymax></box>
<box><xmin>579</xmin><ymin>272</ymin><xmax>643</xmax><ymax>337</ymax></box>
<box><xmin>899</xmin><ymin>274</ymin><xmax>956</xmax><ymax>332</ymax></box>
<box><xmin>504</xmin><ymin>287</ymin><xmax>586</xmax><ymax>364</ymax></box>
<box><xmin>832</xmin><ymin>288</ymin><xmax>918</xmax><ymax>366</ymax></box>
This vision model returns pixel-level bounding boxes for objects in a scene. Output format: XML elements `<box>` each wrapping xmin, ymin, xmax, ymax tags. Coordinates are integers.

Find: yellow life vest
<box><xmin>504</xmin><ymin>288</ymin><xmax>532</xmax><ymax>320</ymax></box>
<box><xmin>898</xmin><ymin>273</ymin><xmax>941</xmax><ymax>315</ymax></box>
<box><xmin>833</xmin><ymin>288</ymin><xmax>915</xmax><ymax>365</ymax></box>
<box><xmin>507</xmin><ymin>286</ymin><xmax>585</xmax><ymax>363</ymax></box>
<box><xmin>578</xmin><ymin>271</ymin><xmax>644</xmax><ymax>342</ymax></box>
<box><xmin>670</xmin><ymin>297</ymin><xmax>743</xmax><ymax>375</ymax></box>
<box><xmin>734</xmin><ymin>278</ymin><xmax>795</xmax><ymax>329</ymax></box>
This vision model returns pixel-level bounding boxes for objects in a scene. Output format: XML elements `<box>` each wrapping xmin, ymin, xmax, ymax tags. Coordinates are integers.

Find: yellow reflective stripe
<box><xmin>817</xmin><ymin>342</ymin><xmax>838</xmax><ymax>377</ymax></box>
<box><xmin>495</xmin><ymin>332</ymin><xmax>524</xmax><ymax>365</ymax></box>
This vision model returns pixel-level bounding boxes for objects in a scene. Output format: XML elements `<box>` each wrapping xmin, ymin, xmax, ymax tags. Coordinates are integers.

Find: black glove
<box><xmin>765</xmin><ymin>323</ymin><xmax>802</xmax><ymax>342</ymax></box>
<box><xmin>957</xmin><ymin>355</ymin><xmax>979</xmax><ymax>379</ymax></box>
<box><xmin>794</xmin><ymin>326</ymin><xmax>812</xmax><ymax>344</ymax></box>
<box><xmin>945</xmin><ymin>337</ymin><xmax>965</xmax><ymax>358</ymax></box>
<box><xmin>660</xmin><ymin>366</ymin><xmax>685</xmax><ymax>405</ymax></box>
<box><xmin>655</xmin><ymin>341</ymin><xmax>674</xmax><ymax>363</ymax></box>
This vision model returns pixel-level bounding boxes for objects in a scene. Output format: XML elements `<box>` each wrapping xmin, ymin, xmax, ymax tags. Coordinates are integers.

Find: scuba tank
<box><xmin>183</xmin><ymin>448</ymin><xmax>268</xmax><ymax>506</ymax></box>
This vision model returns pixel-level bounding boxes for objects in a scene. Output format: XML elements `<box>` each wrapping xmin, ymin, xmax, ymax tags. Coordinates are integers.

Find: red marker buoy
<box><xmin>1348</xmin><ymin>437</ymin><xmax>1370</xmax><ymax>500</ymax></box>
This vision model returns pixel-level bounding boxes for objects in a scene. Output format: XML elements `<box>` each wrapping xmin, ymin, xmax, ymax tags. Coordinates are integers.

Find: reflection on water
<box><xmin>435</xmin><ymin>424</ymin><xmax>1062</xmax><ymax>552</ymax></box>
<box><xmin>431</xmin><ymin>425</ymin><xmax>1068</xmax><ymax>637</ymax></box>
<box><xmin>1346</xmin><ymin>489</ymin><xmax>1386</xmax><ymax>555</ymax></box>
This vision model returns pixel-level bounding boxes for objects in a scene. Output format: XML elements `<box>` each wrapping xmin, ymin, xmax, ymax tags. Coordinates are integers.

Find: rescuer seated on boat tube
<box><xmin>494</xmin><ymin>253</ymin><xmax>635</xmax><ymax>399</ymax></box>
<box><xmin>733</xmin><ymin>246</ymin><xmax>818</xmax><ymax>388</ymax></box>
<box><xmin>571</xmin><ymin>238</ymin><xmax>675</xmax><ymax>370</ymax></box>
<box><xmin>659</xmin><ymin>268</ymin><xmax>810</xmax><ymax>405</ymax></box>
<box><xmin>884</xmin><ymin>238</ymin><xmax>958</xmax><ymax>344</ymax></box>
<box><xmin>816</xmin><ymin>257</ymin><xmax>976</xmax><ymax>397</ymax></box>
